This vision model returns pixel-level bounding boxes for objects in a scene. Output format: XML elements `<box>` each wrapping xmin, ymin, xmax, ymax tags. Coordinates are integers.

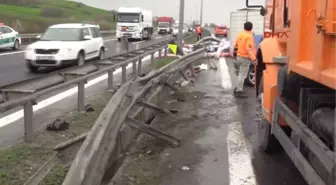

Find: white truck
<box><xmin>229</xmin><ymin>8</ymin><xmax>264</xmax><ymax>86</ymax></box>
<box><xmin>115</xmin><ymin>7</ymin><xmax>154</xmax><ymax>41</ymax></box>
<box><xmin>229</xmin><ymin>8</ymin><xmax>264</xmax><ymax>49</ymax></box>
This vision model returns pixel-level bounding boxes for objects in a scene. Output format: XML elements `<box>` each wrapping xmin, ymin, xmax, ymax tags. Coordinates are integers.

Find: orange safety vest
<box><xmin>196</xmin><ymin>26</ymin><xmax>202</xmax><ymax>34</ymax></box>
<box><xmin>234</xmin><ymin>30</ymin><xmax>256</xmax><ymax>61</ymax></box>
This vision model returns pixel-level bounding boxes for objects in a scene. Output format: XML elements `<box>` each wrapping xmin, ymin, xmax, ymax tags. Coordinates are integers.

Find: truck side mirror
<box><xmin>141</xmin><ymin>15</ymin><xmax>144</xmax><ymax>21</ymax></box>
<box><xmin>260</xmin><ymin>7</ymin><xmax>267</xmax><ymax>16</ymax></box>
<box><xmin>113</xmin><ymin>14</ymin><xmax>116</xmax><ymax>21</ymax></box>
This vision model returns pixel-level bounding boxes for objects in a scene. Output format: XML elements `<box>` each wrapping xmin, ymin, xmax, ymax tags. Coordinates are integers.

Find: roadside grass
<box><xmin>154</xmin><ymin>56</ymin><xmax>179</xmax><ymax>69</ymax></box>
<box><xmin>0</xmin><ymin>91</ymin><xmax>113</xmax><ymax>185</ymax></box>
<box><xmin>0</xmin><ymin>0</ymin><xmax>116</xmax><ymax>33</ymax></box>
<box><xmin>39</xmin><ymin>164</ymin><xmax>69</xmax><ymax>185</ymax></box>
<box><xmin>184</xmin><ymin>34</ymin><xmax>198</xmax><ymax>44</ymax></box>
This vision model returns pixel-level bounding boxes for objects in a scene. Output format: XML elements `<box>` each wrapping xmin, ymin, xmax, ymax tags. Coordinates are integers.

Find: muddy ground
<box><xmin>109</xmin><ymin>58</ymin><xmax>308</xmax><ymax>185</ymax></box>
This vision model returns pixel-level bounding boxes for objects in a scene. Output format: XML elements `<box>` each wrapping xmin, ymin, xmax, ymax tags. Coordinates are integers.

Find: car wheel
<box><xmin>26</xmin><ymin>61</ymin><xmax>39</xmax><ymax>73</ymax></box>
<box><xmin>77</xmin><ymin>52</ymin><xmax>85</xmax><ymax>66</ymax></box>
<box><xmin>12</xmin><ymin>39</ymin><xmax>20</xmax><ymax>50</ymax></box>
<box><xmin>97</xmin><ymin>48</ymin><xmax>105</xmax><ymax>60</ymax></box>
<box><xmin>245</xmin><ymin>65</ymin><xmax>255</xmax><ymax>86</ymax></box>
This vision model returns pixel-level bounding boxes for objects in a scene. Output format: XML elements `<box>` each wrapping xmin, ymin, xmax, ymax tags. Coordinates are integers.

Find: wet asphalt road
<box><xmin>111</xmin><ymin>57</ymin><xmax>308</xmax><ymax>185</ymax></box>
<box><xmin>0</xmin><ymin>33</ymin><xmax>170</xmax><ymax>86</ymax></box>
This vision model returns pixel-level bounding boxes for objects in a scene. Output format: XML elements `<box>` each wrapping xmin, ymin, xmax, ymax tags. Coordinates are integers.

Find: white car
<box><xmin>25</xmin><ymin>23</ymin><xmax>105</xmax><ymax>72</ymax></box>
<box><xmin>0</xmin><ymin>23</ymin><xmax>21</xmax><ymax>50</ymax></box>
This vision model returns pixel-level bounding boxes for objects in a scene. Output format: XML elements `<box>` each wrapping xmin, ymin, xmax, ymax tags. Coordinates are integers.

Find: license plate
<box><xmin>122</xmin><ymin>27</ymin><xmax>126</xmax><ymax>31</ymax></box>
<box><xmin>37</xmin><ymin>56</ymin><xmax>54</xmax><ymax>60</ymax></box>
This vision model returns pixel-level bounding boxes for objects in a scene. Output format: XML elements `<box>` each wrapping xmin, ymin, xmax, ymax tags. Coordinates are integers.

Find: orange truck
<box><xmin>245</xmin><ymin>0</ymin><xmax>336</xmax><ymax>185</ymax></box>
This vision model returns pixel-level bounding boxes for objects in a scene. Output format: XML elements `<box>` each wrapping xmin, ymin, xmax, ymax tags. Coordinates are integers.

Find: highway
<box><xmin>0</xmin><ymin>33</ymin><xmax>170</xmax><ymax>87</ymax></box>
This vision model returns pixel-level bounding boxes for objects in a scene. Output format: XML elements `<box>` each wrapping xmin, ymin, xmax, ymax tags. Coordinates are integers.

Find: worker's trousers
<box><xmin>234</xmin><ymin>56</ymin><xmax>250</xmax><ymax>92</ymax></box>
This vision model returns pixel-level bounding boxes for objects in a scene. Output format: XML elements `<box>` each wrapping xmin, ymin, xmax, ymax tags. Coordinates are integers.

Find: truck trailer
<box><xmin>249</xmin><ymin>0</ymin><xmax>336</xmax><ymax>184</ymax></box>
<box><xmin>229</xmin><ymin>8</ymin><xmax>264</xmax><ymax>86</ymax></box>
<box><xmin>157</xmin><ymin>16</ymin><xmax>174</xmax><ymax>35</ymax></box>
<box><xmin>115</xmin><ymin>7</ymin><xmax>154</xmax><ymax>41</ymax></box>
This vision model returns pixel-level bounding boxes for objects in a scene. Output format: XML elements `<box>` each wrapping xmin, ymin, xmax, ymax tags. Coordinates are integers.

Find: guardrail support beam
<box><xmin>150</xmin><ymin>53</ymin><xmax>155</xmax><ymax>68</ymax></box>
<box><xmin>137</xmin><ymin>101</ymin><xmax>170</xmax><ymax>114</ymax></box>
<box><xmin>122</xmin><ymin>65</ymin><xmax>127</xmax><ymax>84</ymax></box>
<box><xmin>137</xmin><ymin>57</ymin><xmax>142</xmax><ymax>76</ymax></box>
<box><xmin>78</xmin><ymin>81</ymin><xmax>85</xmax><ymax>111</ymax></box>
<box><xmin>24</xmin><ymin>101</ymin><xmax>34</xmax><ymax>142</ymax></box>
<box><xmin>158</xmin><ymin>50</ymin><xmax>162</xmax><ymax>58</ymax></box>
<box><xmin>126</xmin><ymin>117</ymin><xmax>180</xmax><ymax>147</ymax></box>
<box><xmin>164</xmin><ymin>47</ymin><xmax>168</xmax><ymax>56</ymax></box>
<box><xmin>132</xmin><ymin>60</ymin><xmax>137</xmax><ymax>76</ymax></box>
<box><xmin>107</xmin><ymin>69</ymin><xmax>114</xmax><ymax>90</ymax></box>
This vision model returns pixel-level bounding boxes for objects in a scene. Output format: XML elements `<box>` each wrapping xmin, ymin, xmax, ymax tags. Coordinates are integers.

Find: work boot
<box><xmin>233</xmin><ymin>91</ymin><xmax>248</xmax><ymax>98</ymax></box>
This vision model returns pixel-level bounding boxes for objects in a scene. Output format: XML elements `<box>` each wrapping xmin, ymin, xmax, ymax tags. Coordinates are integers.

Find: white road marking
<box><xmin>0</xmin><ymin>50</ymin><xmax>163</xmax><ymax>128</ymax></box>
<box><xmin>0</xmin><ymin>38</ymin><xmax>117</xmax><ymax>56</ymax></box>
<box><xmin>219</xmin><ymin>57</ymin><xmax>232</xmax><ymax>90</ymax></box>
<box><xmin>132</xmin><ymin>40</ymin><xmax>145</xmax><ymax>45</ymax></box>
<box><xmin>227</xmin><ymin>121</ymin><xmax>256</xmax><ymax>185</ymax></box>
<box><xmin>155</xmin><ymin>36</ymin><xmax>163</xmax><ymax>39</ymax></box>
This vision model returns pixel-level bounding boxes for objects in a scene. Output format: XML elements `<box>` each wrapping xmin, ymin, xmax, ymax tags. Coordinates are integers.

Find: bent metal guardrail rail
<box><xmin>20</xmin><ymin>30</ymin><xmax>116</xmax><ymax>44</ymax></box>
<box><xmin>62</xmin><ymin>46</ymin><xmax>206</xmax><ymax>185</ymax></box>
<box><xmin>0</xmin><ymin>33</ymin><xmax>195</xmax><ymax>142</ymax></box>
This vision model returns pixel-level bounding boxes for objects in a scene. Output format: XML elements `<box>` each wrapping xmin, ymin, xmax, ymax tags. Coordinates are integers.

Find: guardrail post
<box><xmin>107</xmin><ymin>69</ymin><xmax>114</xmax><ymax>90</ymax></box>
<box><xmin>158</xmin><ymin>50</ymin><xmax>162</xmax><ymax>58</ymax></box>
<box><xmin>122</xmin><ymin>65</ymin><xmax>127</xmax><ymax>84</ymax></box>
<box><xmin>24</xmin><ymin>101</ymin><xmax>33</xmax><ymax>142</ymax></box>
<box><xmin>132</xmin><ymin>60</ymin><xmax>137</xmax><ymax>76</ymax></box>
<box><xmin>137</xmin><ymin>57</ymin><xmax>142</xmax><ymax>76</ymax></box>
<box><xmin>78</xmin><ymin>81</ymin><xmax>85</xmax><ymax>111</ymax></box>
<box><xmin>164</xmin><ymin>47</ymin><xmax>168</xmax><ymax>56</ymax></box>
<box><xmin>151</xmin><ymin>53</ymin><xmax>155</xmax><ymax>68</ymax></box>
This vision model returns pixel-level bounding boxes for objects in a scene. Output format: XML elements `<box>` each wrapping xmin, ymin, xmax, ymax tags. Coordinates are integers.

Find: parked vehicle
<box><xmin>0</xmin><ymin>23</ymin><xmax>21</xmax><ymax>50</ymax></box>
<box><xmin>115</xmin><ymin>7</ymin><xmax>154</xmax><ymax>41</ymax></box>
<box><xmin>250</xmin><ymin>0</ymin><xmax>336</xmax><ymax>185</ymax></box>
<box><xmin>24</xmin><ymin>23</ymin><xmax>105</xmax><ymax>72</ymax></box>
<box><xmin>157</xmin><ymin>16</ymin><xmax>174</xmax><ymax>35</ymax></box>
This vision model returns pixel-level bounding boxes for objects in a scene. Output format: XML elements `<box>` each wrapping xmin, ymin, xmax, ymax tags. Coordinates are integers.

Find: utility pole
<box><xmin>200</xmin><ymin>0</ymin><xmax>203</xmax><ymax>25</ymax></box>
<box><xmin>177</xmin><ymin>0</ymin><xmax>184</xmax><ymax>50</ymax></box>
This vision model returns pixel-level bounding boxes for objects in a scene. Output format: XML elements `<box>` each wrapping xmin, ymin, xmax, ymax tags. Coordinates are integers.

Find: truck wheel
<box><xmin>117</xmin><ymin>38</ymin><xmax>121</xmax><ymax>42</ymax></box>
<box><xmin>256</xmin><ymin>79</ymin><xmax>280</xmax><ymax>153</ymax></box>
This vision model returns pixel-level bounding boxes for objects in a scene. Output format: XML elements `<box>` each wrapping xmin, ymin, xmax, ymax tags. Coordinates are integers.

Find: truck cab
<box><xmin>158</xmin><ymin>22</ymin><xmax>172</xmax><ymax>35</ymax></box>
<box><xmin>115</xmin><ymin>7</ymin><xmax>153</xmax><ymax>41</ymax></box>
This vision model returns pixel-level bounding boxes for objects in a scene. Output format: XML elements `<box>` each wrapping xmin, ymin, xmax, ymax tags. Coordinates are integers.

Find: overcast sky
<box><xmin>73</xmin><ymin>0</ymin><xmax>265</xmax><ymax>24</ymax></box>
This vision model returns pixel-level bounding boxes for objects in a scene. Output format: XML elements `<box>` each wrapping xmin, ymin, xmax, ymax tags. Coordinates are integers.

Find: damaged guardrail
<box><xmin>62</xmin><ymin>45</ymin><xmax>206</xmax><ymax>185</ymax></box>
<box><xmin>0</xmin><ymin>37</ymin><xmax>175</xmax><ymax>142</ymax></box>
<box><xmin>0</xmin><ymin>33</ymin><xmax>196</xmax><ymax>143</ymax></box>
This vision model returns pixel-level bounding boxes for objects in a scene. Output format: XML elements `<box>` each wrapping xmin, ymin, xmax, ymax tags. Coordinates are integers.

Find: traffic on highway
<box><xmin>0</xmin><ymin>0</ymin><xmax>335</xmax><ymax>185</ymax></box>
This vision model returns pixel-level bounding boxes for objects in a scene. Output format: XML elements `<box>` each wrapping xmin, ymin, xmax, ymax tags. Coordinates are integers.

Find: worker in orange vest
<box><xmin>196</xmin><ymin>25</ymin><xmax>203</xmax><ymax>41</ymax></box>
<box><xmin>232</xmin><ymin>21</ymin><xmax>256</xmax><ymax>98</ymax></box>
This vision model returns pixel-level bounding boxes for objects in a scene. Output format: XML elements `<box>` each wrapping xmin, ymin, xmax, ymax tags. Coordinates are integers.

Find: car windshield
<box><xmin>40</xmin><ymin>28</ymin><xmax>81</xmax><ymax>41</ymax></box>
<box><xmin>117</xmin><ymin>13</ymin><xmax>140</xmax><ymax>22</ymax></box>
<box><xmin>158</xmin><ymin>22</ymin><xmax>170</xmax><ymax>27</ymax></box>
<box><xmin>218</xmin><ymin>27</ymin><xmax>226</xmax><ymax>30</ymax></box>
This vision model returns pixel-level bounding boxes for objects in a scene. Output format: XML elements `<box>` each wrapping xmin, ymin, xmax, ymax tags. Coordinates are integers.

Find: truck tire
<box><xmin>256</xmin><ymin>78</ymin><xmax>280</xmax><ymax>153</ymax></box>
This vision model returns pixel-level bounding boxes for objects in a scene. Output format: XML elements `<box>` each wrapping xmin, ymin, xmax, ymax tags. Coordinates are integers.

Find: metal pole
<box><xmin>200</xmin><ymin>0</ymin><xmax>203</xmax><ymax>25</ymax></box>
<box><xmin>177</xmin><ymin>0</ymin><xmax>185</xmax><ymax>49</ymax></box>
<box><xmin>24</xmin><ymin>101</ymin><xmax>33</xmax><ymax>142</ymax></box>
<box><xmin>78</xmin><ymin>81</ymin><xmax>85</xmax><ymax>111</ymax></box>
